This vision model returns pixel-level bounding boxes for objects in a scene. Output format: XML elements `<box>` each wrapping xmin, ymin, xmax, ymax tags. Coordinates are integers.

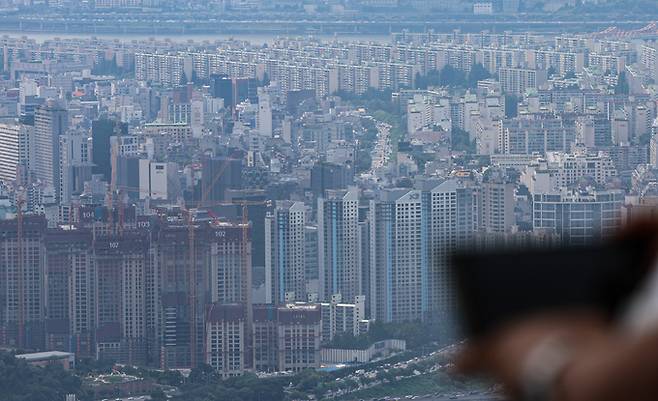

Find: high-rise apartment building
<box><xmin>499</xmin><ymin>67</ymin><xmax>547</xmax><ymax>95</ymax></box>
<box><xmin>94</xmin><ymin>234</ymin><xmax>153</xmax><ymax>366</ymax></box>
<box><xmin>210</xmin><ymin>222</ymin><xmax>252</xmax><ymax>305</ymax></box>
<box><xmin>319</xmin><ymin>295</ymin><xmax>366</xmax><ymax>343</ymax></box>
<box><xmin>317</xmin><ymin>188</ymin><xmax>360</xmax><ymax>303</ymax></box>
<box><xmin>265</xmin><ymin>201</ymin><xmax>308</xmax><ymax>304</ymax></box>
<box><xmin>0</xmin><ymin>121</ymin><xmax>34</xmax><ymax>184</ymax></box>
<box><xmin>0</xmin><ymin>122</ymin><xmax>21</xmax><ymax>183</ymax></box>
<box><xmin>275</xmin><ymin>303</ymin><xmax>321</xmax><ymax>372</ymax></box>
<box><xmin>522</xmin><ymin>150</ymin><xmax>617</xmax><ymax>194</ymax></box>
<box><xmin>369</xmin><ymin>189</ymin><xmax>427</xmax><ymax>323</ymax></box>
<box><xmin>426</xmin><ymin>179</ymin><xmax>478</xmax><ymax>325</ymax></box>
<box><xmin>0</xmin><ymin>216</ymin><xmax>48</xmax><ymax>350</ymax></box>
<box><xmin>157</xmin><ymin>220</ymin><xmax>251</xmax><ymax>369</ymax></box>
<box><xmin>205</xmin><ymin>303</ymin><xmax>248</xmax><ymax>378</ymax></box>
<box><xmin>257</xmin><ymin>90</ymin><xmax>273</xmax><ymax>137</ymax></box>
<box><xmin>499</xmin><ymin>116</ymin><xmax>572</xmax><ymax>155</ymax></box>
<box><xmin>59</xmin><ymin>129</ymin><xmax>92</xmax><ymax>204</ymax></box>
<box><xmin>43</xmin><ymin>229</ymin><xmax>95</xmax><ymax>356</ymax></box>
<box><xmin>480</xmin><ymin>167</ymin><xmax>516</xmax><ymax>234</ymax></box>
<box><xmin>206</xmin><ymin>302</ymin><xmax>322</xmax><ymax>376</ymax></box>
<box><xmin>33</xmin><ymin>101</ymin><xmax>68</xmax><ymax>202</ymax></box>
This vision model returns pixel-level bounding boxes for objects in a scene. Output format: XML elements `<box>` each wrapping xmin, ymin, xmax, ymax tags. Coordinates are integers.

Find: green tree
<box><xmin>150</xmin><ymin>389</ymin><xmax>167</xmax><ymax>401</ymax></box>
<box><xmin>467</xmin><ymin>63</ymin><xmax>491</xmax><ymax>88</ymax></box>
<box><xmin>188</xmin><ymin>363</ymin><xmax>217</xmax><ymax>385</ymax></box>
<box><xmin>615</xmin><ymin>71</ymin><xmax>630</xmax><ymax>95</ymax></box>
<box><xmin>415</xmin><ymin>69</ymin><xmax>441</xmax><ymax>89</ymax></box>
<box><xmin>451</xmin><ymin>127</ymin><xmax>475</xmax><ymax>153</ymax></box>
<box><xmin>439</xmin><ymin>65</ymin><xmax>467</xmax><ymax>87</ymax></box>
<box><xmin>0</xmin><ymin>351</ymin><xmax>89</xmax><ymax>401</ymax></box>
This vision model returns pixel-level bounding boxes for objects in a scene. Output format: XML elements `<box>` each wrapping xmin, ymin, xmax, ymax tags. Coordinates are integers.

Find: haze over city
<box><xmin>2</xmin><ymin>1</ymin><xmax>658</xmax><ymax>401</ymax></box>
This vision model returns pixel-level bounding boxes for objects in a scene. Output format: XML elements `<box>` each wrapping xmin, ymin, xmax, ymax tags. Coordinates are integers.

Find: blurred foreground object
<box><xmin>453</xmin><ymin>221</ymin><xmax>658</xmax><ymax>401</ymax></box>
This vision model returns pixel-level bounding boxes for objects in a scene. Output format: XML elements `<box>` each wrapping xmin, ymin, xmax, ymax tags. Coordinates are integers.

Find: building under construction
<box><xmin>0</xmin><ymin>210</ymin><xmax>253</xmax><ymax>370</ymax></box>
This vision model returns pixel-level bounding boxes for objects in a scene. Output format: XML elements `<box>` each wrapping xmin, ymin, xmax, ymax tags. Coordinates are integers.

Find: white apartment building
<box><xmin>522</xmin><ymin>150</ymin><xmax>617</xmax><ymax>194</ymax></box>
<box><xmin>317</xmin><ymin>189</ymin><xmax>360</xmax><ymax>303</ymax></box>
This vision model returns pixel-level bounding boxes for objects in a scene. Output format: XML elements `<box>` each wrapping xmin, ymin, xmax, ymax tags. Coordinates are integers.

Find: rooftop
<box><xmin>15</xmin><ymin>351</ymin><xmax>74</xmax><ymax>361</ymax></box>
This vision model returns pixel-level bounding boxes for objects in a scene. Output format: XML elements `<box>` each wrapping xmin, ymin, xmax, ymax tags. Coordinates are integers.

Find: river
<box><xmin>0</xmin><ymin>31</ymin><xmax>392</xmax><ymax>44</ymax></box>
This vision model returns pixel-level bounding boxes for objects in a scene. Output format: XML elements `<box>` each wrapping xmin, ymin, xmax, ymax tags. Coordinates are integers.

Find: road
<box><xmin>418</xmin><ymin>396</ymin><xmax>503</xmax><ymax>401</ymax></box>
<box><xmin>370</xmin><ymin>122</ymin><xmax>392</xmax><ymax>171</ymax></box>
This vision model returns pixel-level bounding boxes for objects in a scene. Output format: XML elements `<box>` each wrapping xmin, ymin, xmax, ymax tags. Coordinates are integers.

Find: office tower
<box><xmin>172</xmin><ymin>84</ymin><xmax>192</xmax><ymax>104</ymax></box>
<box><xmin>265</xmin><ymin>201</ymin><xmax>308</xmax><ymax>304</ymax></box>
<box><xmin>480</xmin><ymin>167</ymin><xmax>515</xmax><ymax>234</ymax></box>
<box><xmin>94</xmin><ymin>234</ymin><xmax>153</xmax><ymax>366</ymax></box>
<box><xmin>59</xmin><ymin>129</ymin><xmax>92</xmax><ymax>204</ymax></box>
<box><xmin>210</xmin><ymin>74</ymin><xmax>233</xmax><ymax>104</ymax></box>
<box><xmin>532</xmin><ymin>189</ymin><xmax>624</xmax><ymax>245</ymax></box>
<box><xmin>593</xmin><ymin>114</ymin><xmax>613</xmax><ymax>147</ymax></box>
<box><xmin>317</xmin><ymin>188</ymin><xmax>360</xmax><ymax>303</ymax></box>
<box><xmin>167</xmin><ymin>103</ymin><xmax>192</xmax><ymax>124</ymax></box>
<box><xmin>43</xmin><ymin>229</ymin><xmax>95</xmax><ymax>356</ymax></box>
<box><xmin>138</xmin><ymin>160</ymin><xmax>180</xmax><ymax>201</ymax></box>
<box><xmin>190</xmin><ymin>99</ymin><xmax>205</xmax><ymax>138</ymax></box>
<box><xmin>427</xmin><ymin>180</ymin><xmax>478</xmax><ymax>325</ymax></box>
<box><xmin>310</xmin><ymin>161</ymin><xmax>353</xmax><ymax>196</ymax></box>
<box><xmin>576</xmin><ymin>115</ymin><xmax>596</xmax><ymax>148</ymax></box>
<box><xmin>201</xmin><ymin>156</ymin><xmax>243</xmax><ymax>204</ymax></box>
<box><xmin>0</xmin><ymin>216</ymin><xmax>48</xmax><ymax>350</ymax></box>
<box><xmin>116</xmin><ymin>155</ymin><xmax>141</xmax><ymax>200</ymax></box>
<box><xmin>91</xmin><ymin>119</ymin><xmax>127</xmax><ymax>181</ymax></box>
<box><xmin>257</xmin><ymin>90</ymin><xmax>273</xmax><ymax>137</ymax></box>
<box><xmin>143</xmin><ymin>122</ymin><xmax>193</xmax><ymax>143</ymax></box>
<box><xmin>612</xmin><ymin>110</ymin><xmax>630</xmax><ymax>145</ymax></box>
<box><xmin>205</xmin><ymin>303</ymin><xmax>248</xmax><ymax>378</ymax></box>
<box><xmin>233</xmin><ymin>77</ymin><xmax>259</xmax><ymax>105</ymax></box>
<box><xmin>33</xmin><ymin>100</ymin><xmax>68</xmax><ymax>201</ymax></box>
<box><xmin>369</xmin><ymin>189</ymin><xmax>428</xmax><ymax>323</ymax></box>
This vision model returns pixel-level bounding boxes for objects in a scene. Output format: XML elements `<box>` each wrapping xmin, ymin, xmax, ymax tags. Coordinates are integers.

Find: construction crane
<box><xmin>185</xmin><ymin>150</ymin><xmax>247</xmax><ymax>368</ymax></box>
<box><xmin>106</xmin><ymin>125</ymin><xmax>121</xmax><ymax>234</ymax></box>
<box><xmin>16</xmin><ymin>196</ymin><xmax>25</xmax><ymax>349</ymax></box>
<box><xmin>203</xmin><ymin>199</ymin><xmax>267</xmax><ymax>366</ymax></box>
<box><xmin>178</xmin><ymin>156</ymin><xmax>228</xmax><ymax>368</ymax></box>
<box><xmin>101</xmin><ymin>151</ymin><xmax>254</xmax><ymax>369</ymax></box>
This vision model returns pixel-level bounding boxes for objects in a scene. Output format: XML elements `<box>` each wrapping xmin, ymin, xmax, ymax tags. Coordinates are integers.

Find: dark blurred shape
<box><xmin>452</xmin><ymin>225</ymin><xmax>658</xmax><ymax>338</ymax></box>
